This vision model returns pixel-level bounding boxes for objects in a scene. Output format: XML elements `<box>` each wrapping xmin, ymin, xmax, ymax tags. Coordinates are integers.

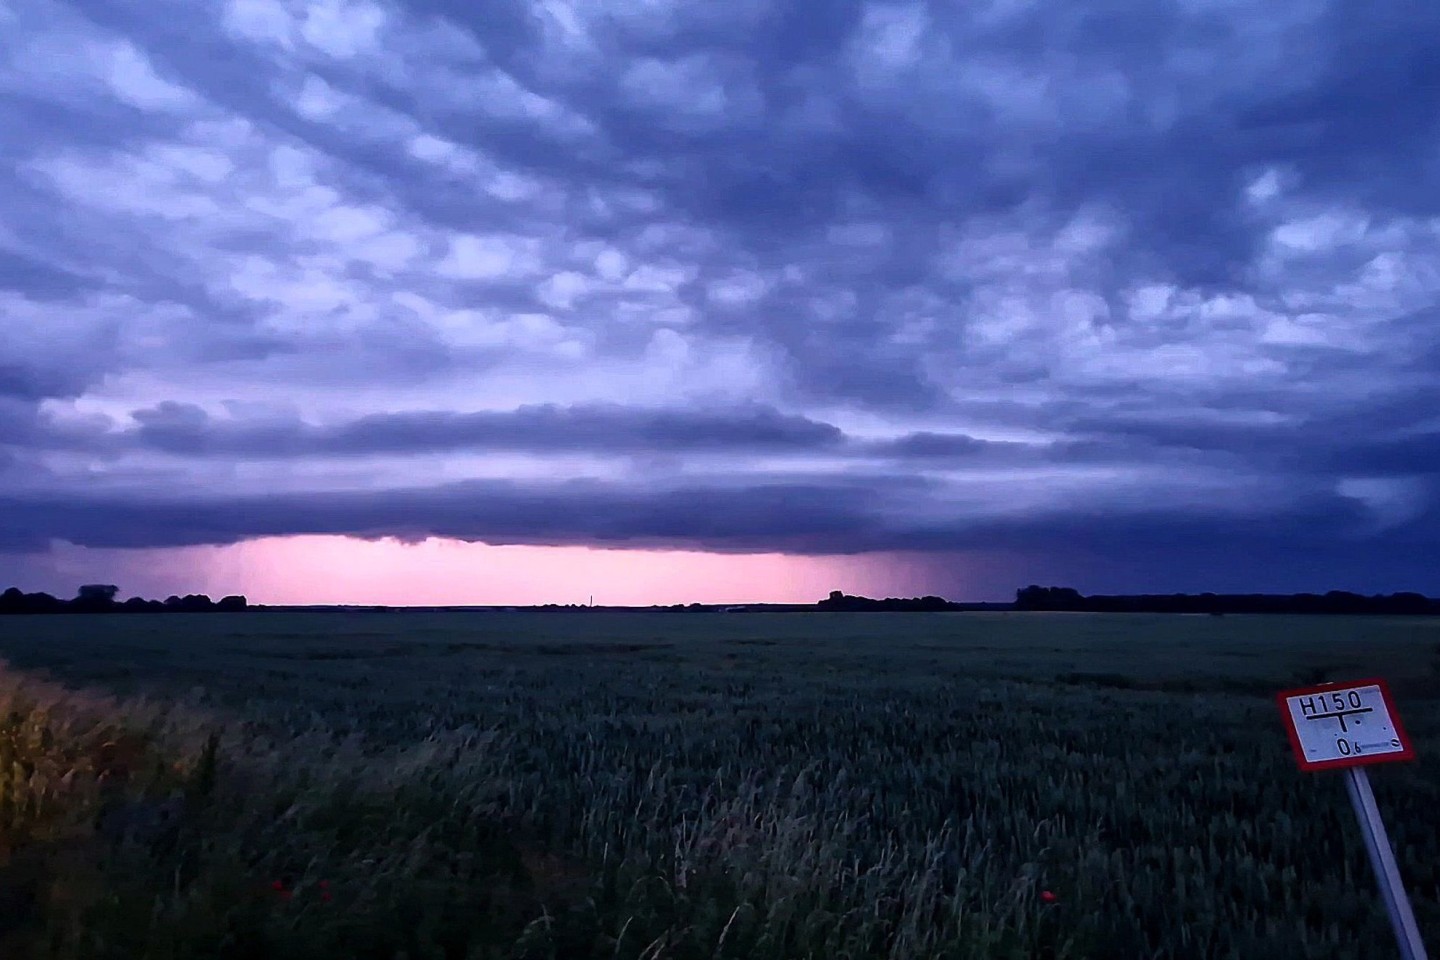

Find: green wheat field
<box><xmin>0</xmin><ymin>611</ymin><xmax>1436</xmax><ymax>959</ymax></box>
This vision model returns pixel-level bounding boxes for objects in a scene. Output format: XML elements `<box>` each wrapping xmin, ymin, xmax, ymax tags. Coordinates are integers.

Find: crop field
<box><xmin>0</xmin><ymin>611</ymin><xmax>1437</xmax><ymax>959</ymax></box>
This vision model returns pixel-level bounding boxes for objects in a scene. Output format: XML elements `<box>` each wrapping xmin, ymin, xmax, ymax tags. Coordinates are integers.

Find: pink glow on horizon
<box><xmin>201</xmin><ymin>535</ymin><xmax>947</xmax><ymax>606</ymax></box>
<box><xmin>15</xmin><ymin>537</ymin><xmax>1003</xmax><ymax>605</ymax></box>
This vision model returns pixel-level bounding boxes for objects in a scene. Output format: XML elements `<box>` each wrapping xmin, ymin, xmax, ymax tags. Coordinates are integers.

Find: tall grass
<box><xmin>0</xmin><ymin>612</ymin><xmax>1435</xmax><ymax>958</ymax></box>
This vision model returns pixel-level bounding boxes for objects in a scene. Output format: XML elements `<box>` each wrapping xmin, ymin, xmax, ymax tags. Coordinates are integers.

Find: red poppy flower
<box><xmin>1040</xmin><ymin>890</ymin><xmax>1058</xmax><ymax>904</ymax></box>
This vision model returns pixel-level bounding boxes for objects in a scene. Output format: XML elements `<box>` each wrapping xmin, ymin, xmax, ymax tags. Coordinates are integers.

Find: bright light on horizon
<box><xmin>215</xmin><ymin>536</ymin><xmax>932</xmax><ymax>606</ymax></box>
<box><xmin>9</xmin><ymin>536</ymin><xmax>994</xmax><ymax>606</ymax></box>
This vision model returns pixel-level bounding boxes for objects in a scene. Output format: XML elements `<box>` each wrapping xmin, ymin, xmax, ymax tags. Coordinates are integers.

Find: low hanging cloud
<box><xmin>1</xmin><ymin>0</ymin><xmax>1439</xmax><ymax>593</ymax></box>
<box><xmin>0</xmin><ymin>468</ymin><xmax>1415</xmax><ymax>554</ymax></box>
<box><xmin>116</xmin><ymin>401</ymin><xmax>847</xmax><ymax>456</ymax></box>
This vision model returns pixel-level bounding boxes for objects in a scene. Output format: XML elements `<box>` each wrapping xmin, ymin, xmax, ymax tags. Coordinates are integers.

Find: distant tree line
<box><xmin>816</xmin><ymin>591</ymin><xmax>1009</xmax><ymax>612</ymax></box>
<box><xmin>7</xmin><ymin>583</ymin><xmax>1429</xmax><ymax>616</ymax></box>
<box><xmin>1013</xmin><ymin>585</ymin><xmax>1440</xmax><ymax>615</ymax></box>
<box><xmin>0</xmin><ymin>584</ymin><xmax>248</xmax><ymax>615</ymax></box>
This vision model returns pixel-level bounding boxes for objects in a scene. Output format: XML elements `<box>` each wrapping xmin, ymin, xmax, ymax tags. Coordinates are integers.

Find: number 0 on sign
<box><xmin>1277</xmin><ymin>678</ymin><xmax>1415</xmax><ymax>771</ymax></box>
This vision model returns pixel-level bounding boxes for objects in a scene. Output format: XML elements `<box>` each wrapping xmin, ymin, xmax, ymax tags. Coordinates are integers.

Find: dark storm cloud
<box><xmin>1062</xmin><ymin>387</ymin><xmax>1440</xmax><ymax>478</ymax></box>
<box><xmin>39</xmin><ymin>394</ymin><xmax>1299</xmax><ymax>476</ymax></box>
<box><xmin>857</xmin><ymin>430</ymin><xmax>1063</xmax><ymax>467</ymax></box>
<box><xmin>0</xmin><ymin>249</ymin><xmax>94</xmax><ymax>301</ymax></box>
<box><xmin>873</xmin><ymin>432</ymin><xmax>1016</xmax><ymax>459</ymax></box>
<box><xmin>0</xmin><ymin>475</ymin><xmax>906</xmax><ymax>552</ymax></box>
<box><xmin>0</xmin><ymin>365</ymin><xmax>81</xmax><ymax>402</ymax></box>
<box><xmin>459</xmin><ymin>0</ymin><xmax>1440</xmax><ymax>284</ymax></box>
<box><xmin>1</xmin><ymin>0</ymin><xmax>1439</xmax><ymax>590</ymax></box>
<box><xmin>1311</xmin><ymin>434</ymin><xmax>1440</xmax><ymax>477</ymax></box>
<box><xmin>4</xmin><ymin>473</ymin><xmax>1435</xmax><ymax>596</ymax></box>
<box><xmin>84</xmin><ymin>400</ymin><xmax>1266</xmax><ymax>472</ymax></box>
<box><xmin>117</xmin><ymin>401</ymin><xmax>845</xmax><ymax>456</ymax></box>
<box><xmin>1062</xmin><ymin>416</ymin><xmax>1296</xmax><ymax>461</ymax></box>
<box><xmin>95</xmin><ymin>400</ymin><xmax>1195</xmax><ymax>471</ymax></box>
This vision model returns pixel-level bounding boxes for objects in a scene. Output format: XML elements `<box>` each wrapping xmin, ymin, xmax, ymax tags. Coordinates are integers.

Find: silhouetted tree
<box><xmin>0</xmin><ymin>586</ymin><xmax>251</xmax><ymax>614</ymax></box>
<box><xmin>175</xmin><ymin>594</ymin><xmax>215</xmax><ymax>612</ymax></box>
<box><xmin>1014</xmin><ymin>586</ymin><xmax>1084</xmax><ymax>611</ymax></box>
<box><xmin>71</xmin><ymin>584</ymin><xmax>120</xmax><ymax>613</ymax></box>
<box><xmin>0</xmin><ymin>587</ymin><xmax>24</xmax><ymax>613</ymax></box>
<box><xmin>0</xmin><ymin>590</ymin><xmax>63</xmax><ymax>614</ymax></box>
<box><xmin>818</xmin><ymin>591</ymin><xmax>961</xmax><ymax>611</ymax></box>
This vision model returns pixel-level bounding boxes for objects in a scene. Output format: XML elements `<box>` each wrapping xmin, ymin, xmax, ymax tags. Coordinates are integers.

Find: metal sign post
<box><xmin>1344</xmin><ymin>766</ymin><xmax>1429</xmax><ymax>960</ymax></box>
<box><xmin>1277</xmin><ymin>678</ymin><xmax>1428</xmax><ymax>960</ymax></box>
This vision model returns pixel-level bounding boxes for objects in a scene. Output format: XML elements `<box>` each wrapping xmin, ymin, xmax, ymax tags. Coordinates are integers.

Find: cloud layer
<box><xmin>2</xmin><ymin>0</ymin><xmax>1438</xmax><ymax>595</ymax></box>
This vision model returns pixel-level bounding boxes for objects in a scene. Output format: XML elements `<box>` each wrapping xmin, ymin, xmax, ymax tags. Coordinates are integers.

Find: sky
<box><xmin>1</xmin><ymin>0</ymin><xmax>1438</xmax><ymax>605</ymax></box>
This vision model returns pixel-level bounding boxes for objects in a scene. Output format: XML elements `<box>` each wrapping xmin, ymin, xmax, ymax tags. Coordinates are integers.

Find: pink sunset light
<box><xmin>13</xmin><ymin>538</ymin><xmax>1017</xmax><ymax>606</ymax></box>
<box><xmin>194</xmin><ymin>536</ymin><xmax>955</xmax><ymax>606</ymax></box>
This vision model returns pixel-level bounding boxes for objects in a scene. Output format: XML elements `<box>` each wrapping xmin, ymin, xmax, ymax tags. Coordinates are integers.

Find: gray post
<box><xmin>1344</xmin><ymin>767</ymin><xmax>1429</xmax><ymax>960</ymax></box>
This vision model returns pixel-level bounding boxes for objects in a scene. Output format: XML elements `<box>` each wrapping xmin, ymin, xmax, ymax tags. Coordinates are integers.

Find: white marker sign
<box><xmin>1276</xmin><ymin>678</ymin><xmax>1428</xmax><ymax>960</ymax></box>
<box><xmin>1277</xmin><ymin>679</ymin><xmax>1414</xmax><ymax>771</ymax></box>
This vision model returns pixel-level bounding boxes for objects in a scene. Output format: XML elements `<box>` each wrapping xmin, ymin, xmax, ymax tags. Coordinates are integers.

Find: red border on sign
<box><xmin>1276</xmin><ymin>677</ymin><xmax>1415</xmax><ymax>772</ymax></box>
